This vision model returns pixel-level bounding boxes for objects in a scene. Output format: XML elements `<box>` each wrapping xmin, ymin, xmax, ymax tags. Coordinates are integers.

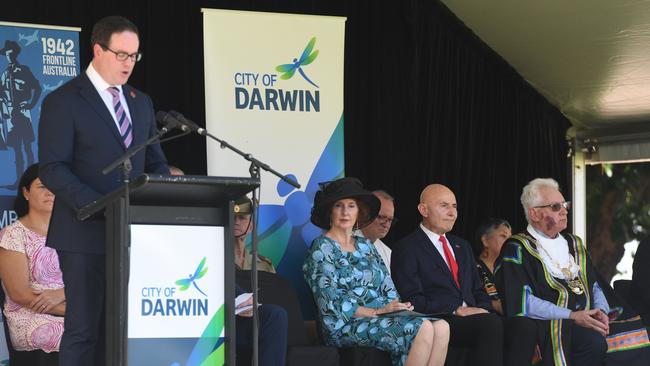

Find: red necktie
<box><xmin>440</xmin><ymin>236</ymin><xmax>459</xmax><ymax>288</ymax></box>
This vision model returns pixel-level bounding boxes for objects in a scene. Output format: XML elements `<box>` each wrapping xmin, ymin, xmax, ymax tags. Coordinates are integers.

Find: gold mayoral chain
<box><xmin>536</xmin><ymin>244</ymin><xmax>585</xmax><ymax>295</ymax></box>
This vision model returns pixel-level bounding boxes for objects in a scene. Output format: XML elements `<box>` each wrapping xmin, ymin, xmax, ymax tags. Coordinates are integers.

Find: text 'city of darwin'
<box><xmin>235</xmin><ymin>87</ymin><xmax>320</xmax><ymax>112</ymax></box>
<box><xmin>141</xmin><ymin>298</ymin><xmax>208</xmax><ymax>316</ymax></box>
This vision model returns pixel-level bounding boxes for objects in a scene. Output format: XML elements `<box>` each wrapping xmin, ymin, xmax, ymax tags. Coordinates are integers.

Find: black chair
<box><xmin>0</xmin><ymin>283</ymin><xmax>15</xmax><ymax>361</ymax></box>
<box><xmin>338</xmin><ymin>347</ymin><xmax>392</xmax><ymax>366</ymax></box>
<box><xmin>444</xmin><ymin>346</ymin><xmax>468</xmax><ymax>366</ymax></box>
<box><xmin>308</xmin><ymin>291</ymin><xmax>391</xmax><ymax>366</ymax></box>
<box><xmin>338</xmin><ymin>328</ymin><xmax>469</xmax><ymax>366</ymax></box>
<box><xmin>235</xmin><ymin>270</ymin><xmax>339</xmax><ymax>366</ymax></box>
<box><xmin>613</xmin><ymin>280</ymin><xmax>634</xmax><ymax>309</ymax></box>
<box><xmin>339</xmin><ymin>337</ymin><xmax>468</xmax><ymax>366</ymax></box>
<box><xmin>310</xmin><ymin>286</ymin><xmax>473</xmax><ymax>366</ymax></box>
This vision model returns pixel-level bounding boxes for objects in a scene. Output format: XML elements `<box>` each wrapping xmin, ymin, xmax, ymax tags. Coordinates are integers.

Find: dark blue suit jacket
<box><xmin>391</xmin><ymin>227</ymin><xmax>492</xmax><ymax>314</ymax></box>
<box><xmin>38</xmin><ymin>73</ymin><xmax>168</xmax><ymax>254</ymax></box>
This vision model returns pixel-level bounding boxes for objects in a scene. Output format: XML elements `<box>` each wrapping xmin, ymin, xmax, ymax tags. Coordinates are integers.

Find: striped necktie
<box><xmin>107</xmin><ymin>86</ymin><xmax>133</xmax><ymax>148</ymax></box>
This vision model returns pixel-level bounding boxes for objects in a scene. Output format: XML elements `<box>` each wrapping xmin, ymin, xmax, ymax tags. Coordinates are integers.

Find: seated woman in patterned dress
<box><xmin>304</xmin><ymin>177</ymin><xmax>449</xmax><ymax>366</ymax></box>
<box><xmin>0</xmin><ymin>164</ymin><xmax>64</xmax><ymax>365</ymax></box>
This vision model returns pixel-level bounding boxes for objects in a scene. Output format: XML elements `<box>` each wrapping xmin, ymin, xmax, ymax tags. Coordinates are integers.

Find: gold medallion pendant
<box><xmin>537</xmin><ymin>242</ymin><xmax>585</xmax><ymax>295</ymax></box>
<box><xmin>566</xmin><ymin>278</ymin><xmax>585</xmax><ymax>295</ymax></box>
<box><xmin>561</xmin><ymin>268</ymin><xmax>585</xmax><ymax>295</ymax></box>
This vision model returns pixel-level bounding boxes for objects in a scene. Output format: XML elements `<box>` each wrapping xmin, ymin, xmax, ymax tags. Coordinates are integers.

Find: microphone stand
<box><xmin>171</xmin><ymin>111</ymin><xmax>299</xmax><ymax>366</ymax></box>
<box><xmin>249</xmin><ymin>163</ymin><xmax>261</xmax><ymax>366</ymax></box>
<box><xmin>214</xmin><ymin>134</ymin><xmax>298</xmax><ymax>366</ymax></box>
<box><xmin>103</xmin><ymin>126</ymin><xmax>172</xmax><ymax>245</ymax></box>
<box><xmin>101</xmin><ymin>126</ymin><xmax>170</xmax><ymax>366</ymax></box>
<box><xmin>103</xmin><ymin>126</ymin><xmax>171</xmax><ymax>176</ymax></box>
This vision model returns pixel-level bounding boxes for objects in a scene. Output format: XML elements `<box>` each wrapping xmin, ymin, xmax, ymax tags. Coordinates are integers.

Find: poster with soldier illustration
<box><xmin>0</xmin><ymin>21</ymin><xmax>80</xmax><ymax>364</ymax></box>
<box><xmin>0</xmin><ymin>22</ymin><xmax>79</xmax><ymax>230</ymax></box>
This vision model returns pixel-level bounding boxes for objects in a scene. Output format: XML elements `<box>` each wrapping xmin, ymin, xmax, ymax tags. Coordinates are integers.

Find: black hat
<box><xmin>233</xmin><ymin>196</ymin><xmax>253</xmax><ymax>215</ymax></box>
<box><xmin>0</xmin><ymin>40</ymin><xmax>20</xmax><ymax>56</ymax></box>
<box><xmin>310</xmin><ymin>177</ymin><xmax>380</xmax><ymax>230</ymax></box>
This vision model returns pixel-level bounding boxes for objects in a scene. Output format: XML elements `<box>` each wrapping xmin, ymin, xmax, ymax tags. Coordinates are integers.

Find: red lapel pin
<box><xmin>130</xmin><ymin>90</ymin><xmax>136</xmax><ymax>98</ymax></box>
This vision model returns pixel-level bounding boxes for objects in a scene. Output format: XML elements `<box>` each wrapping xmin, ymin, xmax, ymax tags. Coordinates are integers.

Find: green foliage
<box><xmin>586</xmin><ymin>163</ymin><xmax>650</xmax><ymax>243</ymax></box>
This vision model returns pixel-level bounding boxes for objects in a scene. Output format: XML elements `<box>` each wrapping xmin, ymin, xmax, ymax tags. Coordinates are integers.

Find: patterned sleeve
<box><xmin>495</xmin><ymin>238</ymin><xmax>535</xmax><ymax>317</ymax></box>
<box><xmin>303</xmin><ymin>237</ymin><xmax>359</xmax><ymax>332</ymax></box>
<box><xmin>0</xmin><ymin>223</ymin><xmax>27</xmax><ymax>253</ymax></box>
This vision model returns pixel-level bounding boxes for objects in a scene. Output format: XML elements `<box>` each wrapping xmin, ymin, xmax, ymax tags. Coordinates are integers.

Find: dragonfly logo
<box><xmin>175</xmin><ymin>257</ymin><xmax>208</xmax><ymax>297</ymax></box>
<box><xmin>275</xmin><ymin>37</ymin><xmax>319</xmax><ymax>88</ymax></box>
<box><xmin>233</xmin><ymin>37</ymin><xmax>321</xmax><ymax>112</ymax></box>
<box><xmin>140</xmin><ymin>257</ymin><xmax>210</xmax><ymax>317</ymax></box>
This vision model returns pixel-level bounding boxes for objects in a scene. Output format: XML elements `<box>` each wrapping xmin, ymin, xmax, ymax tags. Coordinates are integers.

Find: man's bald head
<box><xmin>420</xmin><ymin>184</ymin><xmax>453</xmax><ymax>203</ymax></box>
<box><xmin>418</xmin><ymin>184</ymin><xmax>457</xmax><ymax>235</ymax></box>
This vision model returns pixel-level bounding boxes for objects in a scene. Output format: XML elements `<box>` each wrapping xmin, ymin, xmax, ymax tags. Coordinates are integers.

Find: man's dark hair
<box><xmin>91</xmin><ymin>15</ymin><xmax>139</xmax><ymax>49</ymax></box>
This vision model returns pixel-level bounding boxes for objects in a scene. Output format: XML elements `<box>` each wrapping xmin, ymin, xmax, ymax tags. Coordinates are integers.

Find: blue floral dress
<box><xmin>303</xmin><ymin>235</ymin><xmax>425</xmax><ymax>366</ymax></box>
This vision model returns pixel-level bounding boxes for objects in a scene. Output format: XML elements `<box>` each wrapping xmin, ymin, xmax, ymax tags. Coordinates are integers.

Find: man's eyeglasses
<box><xmin>99</xmin><ymin>44</ymin><xmax>142</xmax><ymax>62</ymax></box>
<box><xmin>534</xmin><ymin>201</ymin><xmax>571</xmax><ymax>212</ymax></box>
<box><xmin>375</xmin><ymin>215</ymin><xmax>398</xmax><ymax>225</ymax></box>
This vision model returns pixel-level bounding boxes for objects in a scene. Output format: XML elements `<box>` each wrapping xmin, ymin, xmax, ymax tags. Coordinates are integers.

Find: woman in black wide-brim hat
<box><xmin>303</xmin><ymin>177</ymin><xmax>449</xmax><ymax>366</ymax></box>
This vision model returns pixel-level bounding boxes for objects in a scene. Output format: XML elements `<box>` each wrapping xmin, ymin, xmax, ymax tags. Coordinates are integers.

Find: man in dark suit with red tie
<box><xmin>38</xmin><ymin>16</ymin><xmax>169</xmax><ymax>366</ymax></box>
<box><xmin>391</xmin><ymin>184</ymin><xmax>503</xmax><ymax>366</ymax></box>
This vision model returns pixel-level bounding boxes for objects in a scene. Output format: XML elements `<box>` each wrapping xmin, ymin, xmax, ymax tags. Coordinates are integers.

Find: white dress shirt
<box><xmin>372</xmin><ymin>238</ymin><xmax>392</xmax><ymax>273</ymax></box>
<box><xmin>420</xmin><ymin>223</ymin><xmax>456</xmax><ymax>267</ymax></box>
<box><xmin>86</xmin><ymin>63</ymin><xmax>133</xmax><ymax>132</ymax></box>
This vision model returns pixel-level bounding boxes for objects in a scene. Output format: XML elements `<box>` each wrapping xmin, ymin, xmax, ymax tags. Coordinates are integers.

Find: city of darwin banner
<box><xmin>203</xmin><ymin>9</ymin><xmax>346</xmax><ymax>319</ymax></box>
<box><xmin>127</xmin><ymin>225</ymin><xmax>226</xmax><ymax>365</ymax></box>
<box><xmin>0</xmin><ymin>21</ymin><xmax>80</xmax><ymax>363</ymax></box>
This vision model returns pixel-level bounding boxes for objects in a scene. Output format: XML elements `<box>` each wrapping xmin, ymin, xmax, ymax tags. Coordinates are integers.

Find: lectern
<box><xmin>78</xmin><ymin>174</ymin><xmax>259</xmax><ymax>366</ymax></box>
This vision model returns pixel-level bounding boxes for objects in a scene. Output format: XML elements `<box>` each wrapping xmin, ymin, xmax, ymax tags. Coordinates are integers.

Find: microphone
<box><xmin>155</xmin><ymin>111</ymin><xmax>189</xmax><ymax>132</ymax></box>
<box><xmin>169</xmin><ymin>110</ymin><xmax>206</xmax><ymax>136</ymax></box>
<box><xmin>103</xmin><ymin>112</ymin><xmax>180</xmax><ymax>177</ymax></box>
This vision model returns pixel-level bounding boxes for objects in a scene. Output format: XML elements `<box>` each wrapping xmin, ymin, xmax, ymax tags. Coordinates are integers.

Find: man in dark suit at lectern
<box><xmin>38</xmin><ymin>15</ymin><xmax>169</xmax><ymax>366</ymax></box>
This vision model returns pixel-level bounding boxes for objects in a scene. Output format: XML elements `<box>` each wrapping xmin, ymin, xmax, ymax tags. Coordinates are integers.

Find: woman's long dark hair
<box><xmin>13</xmin><ymin>163</ymin><xmax>40</xmax><ymax>217</ymax></box>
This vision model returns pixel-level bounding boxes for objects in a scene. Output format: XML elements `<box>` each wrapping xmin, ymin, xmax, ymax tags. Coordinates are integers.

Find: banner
<box><xmin>0</xmin><ymin>20</ymin><xmax>80</xmax><ymax>363</ymax></box>
<box><xmin>203</xmin><ymin>9</ymin><xmax>346</xmax><ymax>319</ymax></box>
<box><xmin>128</xmin><ymin>225</ymin><xmax>226</xmax><ymax>365</ymax></box>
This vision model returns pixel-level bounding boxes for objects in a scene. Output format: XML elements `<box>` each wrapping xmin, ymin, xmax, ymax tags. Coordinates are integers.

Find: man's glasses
<box><xmin>375</xmin><ymin>215</ymin><xmax>398</xmax><ymax>225</ymax></box>
<box><xmin>534</xmin><ymin>201</ymin><xmax>571</xmax><ymax>212</ymax></box>
<box><xmin>100</xmin><ymin>44</ymin><xmax>142</xmax><ymax>62</ymax></box>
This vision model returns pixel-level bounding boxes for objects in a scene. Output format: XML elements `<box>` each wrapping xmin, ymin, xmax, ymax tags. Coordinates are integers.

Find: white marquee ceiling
<box><xmin>440</xmin><ymin>0</ymin><xmax>650</xmax><ymax>131</ymax></box>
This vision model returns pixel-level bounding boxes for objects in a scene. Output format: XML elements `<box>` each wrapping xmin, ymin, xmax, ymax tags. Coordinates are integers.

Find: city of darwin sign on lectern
<box><xmin>78</xmin><ymin>174</ymin><xmax>259</xmax><ymax>366</ymax></box>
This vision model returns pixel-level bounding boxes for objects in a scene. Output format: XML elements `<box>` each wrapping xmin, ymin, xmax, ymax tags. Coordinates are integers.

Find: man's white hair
<box><xmin>521</xmin><ymin>178</ymin><xmax>560</xmax><ymax>223</ymax></box>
